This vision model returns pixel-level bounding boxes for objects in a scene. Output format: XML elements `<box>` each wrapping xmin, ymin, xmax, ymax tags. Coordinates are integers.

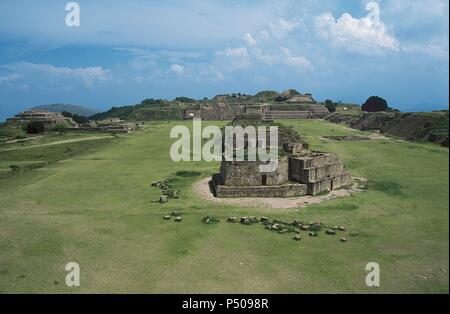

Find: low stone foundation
<box><xmin>212</xmin><ymin>174</ymin><xmax>307</xmax><ymax>198</ymax></box>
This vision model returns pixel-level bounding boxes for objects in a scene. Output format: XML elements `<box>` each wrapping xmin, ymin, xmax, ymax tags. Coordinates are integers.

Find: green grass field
<box><xmin>0</xmin><ymin>120</ymin><xmax>448</xmax><ymax>293</ymax></box>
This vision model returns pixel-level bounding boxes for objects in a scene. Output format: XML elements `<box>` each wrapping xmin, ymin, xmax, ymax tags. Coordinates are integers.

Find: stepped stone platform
<box><xmin>6</xmin><ymin>109</ymin><xmax>78</xmax><ymax>129</ymax></box>
<box><xmin>210</xmin><ymin>115</ymin><xmax>351</xmax><ymax>198</ymax></box>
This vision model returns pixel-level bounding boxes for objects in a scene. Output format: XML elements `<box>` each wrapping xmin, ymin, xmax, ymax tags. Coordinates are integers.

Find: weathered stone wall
<box><xmin>289</xmin><ymin>152</ymin><xmax>351</xmax><ymax>195</ymax></box>
<box><xmin>184</xmin><ymin>103</ymin><xmax>329</xmax><ymax>120</ymax></box>
<box><xmin>291</xmin><ymin>152</ymin><xmax>338</xmax><ymax>168</ymax></box>
<box><xmin>184</xmin><ymin>104</ymin><xmax>266</xmax><ymax>120</ymax></box>
<box><xmin>300</xmin><ymin>161</ymin><xmax>344</xmax><ymax>182</ymax></box>
<box><xmin>219</xmin><ymin>158</ymin><xmax>289</xmax><ymax>186</ymax></box>
<box><xmin>306</xmin><ymin>178</ymin><xmax>332</xmax><ymax>195</ymax></box>
<box><xmin>330</xmin><ymin>171</ymin><xmax>352</xmax><ymax>190</ymax></box>
<box><xmin>213</xmin><ymin>180</ymin><xmax>307</xmax><ymax>198</ymax></box>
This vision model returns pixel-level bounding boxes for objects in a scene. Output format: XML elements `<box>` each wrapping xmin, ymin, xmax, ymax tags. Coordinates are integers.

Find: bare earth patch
<box><xmin>192</xmin><ymin>177</ymin><xmax>367</xmax><ymax>209</ymax></box>
<box><xmin>323</xmin><ymin>128</ymin><xmax>388</xmax><ymax>141</ymax></box>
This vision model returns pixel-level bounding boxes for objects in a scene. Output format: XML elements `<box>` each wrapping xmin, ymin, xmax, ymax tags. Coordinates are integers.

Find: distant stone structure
<box><xmin>211</xmin><ymin>115</ymin><xmax>351</xmax><ymax>198</ymax></box>
<box><xmin>6</xmin><ymin>109</ymin><xmax>78</xmax><ymax>129</ymax></box>
<box><xmin>184</xmin><ymin>90</ymin><xmax>330</xmax><ymax>120</ymax></box>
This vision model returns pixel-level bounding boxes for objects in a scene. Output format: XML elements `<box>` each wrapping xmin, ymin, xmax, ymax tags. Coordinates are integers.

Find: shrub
<box><xmin>53</xmin><ymin>124</ymin><xmax>67</xmax><ymax>134</ymax></box>
<box><xmin>26</xmin><ymin>121</ymin><xmax>45</xmax><ymax>134</ymax></box>
<box><xmin>9</xmin><ymin>165</ymin><xmax>21</xmax><ymax>172</ymax></box>
<box><xmin>324</xmin><ymin>99</ymin><xmax>336</xmax><ymax>113</ymax></box>
<box><xmin>175</xmin><ymin>170</ymin><xmax>202</xmax><ymax>177</ymax></box>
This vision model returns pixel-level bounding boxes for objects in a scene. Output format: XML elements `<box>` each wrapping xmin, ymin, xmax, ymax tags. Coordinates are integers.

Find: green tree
<box><xmin>324</xmin><ymin>99</ymin><xmax>336</xmax><ymax>113</ymax></box>
<box><xmin>362</xmin><ymin>96</ymin><xmax>389</xmax><ymax>112</ymax></box>
<box><xmin>61</xmin><ymin>111</ymin><xmax>73</xmax><ymax>118</ymax></box>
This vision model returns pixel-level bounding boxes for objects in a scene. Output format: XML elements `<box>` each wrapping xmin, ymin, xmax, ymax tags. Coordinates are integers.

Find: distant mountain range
<box><xmin>31</xmin><ymin>104</ymin><xmax>99</xmax><ymax>117</ymax></box>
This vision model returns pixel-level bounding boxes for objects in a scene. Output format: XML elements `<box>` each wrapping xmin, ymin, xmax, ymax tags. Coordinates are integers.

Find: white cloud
<box><xmin>0</xmin><ymin>73</ymin><xmax>21</xmax><ymax>84</ymax></box>
<box><xmin>269</xmin><ymin>18</ymin><xmax>301</xmax><ymax>38</ymax></box>
<box><xmin>216</xmin><ymin>47</ymin><xmax>249</xmax><ymax>57</ymax></box>
<box><xmin>170</xmin><ymin>64</ymin><xmax>185</xmax><ymax>75</ymax></box>
<box><xmin>258</xmin><ymin>30</ymin><xmax>270</xmax><ymax>41</ymax></box>
<box><xmin>315</xmin><ymin>9</ymin><xmax>400</xmax><ymax>53</ymax></box>
<box><xmin>1</xmin><ymin>62</ymin><xmax>111</xmax><ymax>88</ymax></box>
<box><xmin>280</xmin><ymin>47</ymin><xmax>311</xmax><ymax>70</ymax></box>
<box><xmin>386</xmin><ymin>0</ymin><xmax>447</xmax><ymax>17</ymax></box>
<box><xmin>243</xmin><ymin>33</ymin><xmax>257</xmax><ymax>47</ymax></box>
<box><xmin>402</xmin><ymin>42</ymin><xmax>449</xmax><ymax>59</ymax></box>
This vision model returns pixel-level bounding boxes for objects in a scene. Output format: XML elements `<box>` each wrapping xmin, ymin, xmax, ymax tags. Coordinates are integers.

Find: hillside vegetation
<box><xmin>327</xmin><ymin>111</ymin><xmax>449</xmax><ymax>147</ymax></box>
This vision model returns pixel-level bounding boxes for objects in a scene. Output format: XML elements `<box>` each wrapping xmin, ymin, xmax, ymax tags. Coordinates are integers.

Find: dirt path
<box><xmin>192</xmin><ymin>177</ymin><xmax>367</xmax><ymax>210</ymax></box>
<box><xmin>0</xmin><ymin>136</ymin><xmax>113</xmax><ymax>152</ymax></box>
<box><xmin>340</xmin><ymin>127</ymin><xmax>388</xmax><ymax>140</ymax></box>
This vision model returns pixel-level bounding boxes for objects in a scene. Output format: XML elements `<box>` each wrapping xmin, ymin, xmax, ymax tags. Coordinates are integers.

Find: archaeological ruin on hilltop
<box><xmin>184</xmin><ymin>89</ymin><xmax>330</xmax><ymax>120</ymax></box>
<box><xmin>6</xmin><ymin>109</ymin><xmax>79</xmax><ymax>129</ymax></box>
<box><xmin>211</xmin><ymin>114</ymin><xmax>352</xmax><ymax>198</ymax></box>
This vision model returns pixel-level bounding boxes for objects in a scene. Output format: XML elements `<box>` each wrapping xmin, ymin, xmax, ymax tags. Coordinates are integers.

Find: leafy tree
<box><xmin>26</xmin><ymin>121</ymin><xmax>45</xmax><ymax>134</ymax></box>
<box><xmin>275</xmin><ymin>95</ymin><xmax>288</xmax><ymax>102</ymax></box>
<box><xmin>324</xmin><ymin>99</ymin><xmax>336</xmax><ymax>113</ymax></box>
<box><xmin>362</xmin><ymin>96</ymin><xmax>389</xmax><ymax>112</ymax></box>
<box><xmin>174</xmin><ymin>97</ymin><xmax>196</xmax><ymax>103</ymax></box>
<box><xmin>72</xmin><ymin>114</ymin><xmax>89</xmax><ymax>124</ymax></box>
<box><xmin>61</xmin><ymin>111</ymin><xmax>73</xmax><ymax>118</ymax></box>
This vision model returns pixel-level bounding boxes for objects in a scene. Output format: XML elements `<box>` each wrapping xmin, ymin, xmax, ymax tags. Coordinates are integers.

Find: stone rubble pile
<box><xmin>150</xmin><ymin>174</ymin><xmax>179</xmax><ymax>203</ymax></box>
<box><xmin>225</xmin><ymin>216</ymin><xmax>358</xmax><ymax>242</ymax></box>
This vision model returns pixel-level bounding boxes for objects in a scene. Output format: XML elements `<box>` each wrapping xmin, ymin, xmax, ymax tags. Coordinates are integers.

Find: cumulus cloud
<box><xmin>243</xmin><ymin>33</ymin><xmax>257</xmax><ymax>47</ymax></box>
<box><xmin>315</xmin><ymin>3</ymin><xmax>400</xmax><ymax>53</ymax></box>
<box><xmin>402</xmin><ymin>41</ymin><xmax>449</xmax><ymax>59</ymax></box>
<box><xmin>170</xmin><ymin>64</ymin><xmax>185</xmax><ymax>75</ymax></box>
<box><xmin>280</xmin><ymin>47</ymin><xmax>311</xmax><ymax>70</ymax></box>
<box><xmin>0</xmin><ymin>62</ymin><xmax>111</xmax><ymax>88</ymax></box>
<box><xmin>216</xmin><ymin>47</ymin><xmax>249</xmax><ymax>58</ymax></box>
<box><xmin>0</xmin><ymin>73</ymin><xmax>21</xmax><ymax>84</ymax></box>
<box><xmin>269</xmin><ymin>18</ymin><xmax>302</xmax><ymax>38</ymax></box>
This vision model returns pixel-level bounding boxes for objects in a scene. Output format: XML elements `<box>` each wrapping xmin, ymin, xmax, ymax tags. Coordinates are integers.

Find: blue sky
<box><xmin>0</xmin><ymin>0</ymin><xmax>448</xmax><ymax>119</ymax></box>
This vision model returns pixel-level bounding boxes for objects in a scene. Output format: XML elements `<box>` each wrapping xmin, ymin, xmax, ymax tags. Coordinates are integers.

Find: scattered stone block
<box><xmin>171</xmin><ymin>210</ymin><xmax>180</xmax><ymax>216</ymax></box>
<box><xmin>350</xmin><ymin>231</ymin><xmax>359</xmax><ymax>237</ymax></box>
<box><xmin>202</xmin><ymin>216</ymin><xmax>220</xmax><ymax>224</ymax></box>
<box><xmin>294</xmin><ymin>228</ymin><xmax>301</xmax><ymax>233</ymax></box>
<box><xmin>340</xmin><ymin>237</ymin><xmax>347</xmax><ymax>242</ymax></box>
<box><xmin>300</xmin><ymin>225</ymin><xmax>309</xmax><ymax>231</ymax></box>
<box><xmin>271</xmin><ymin>223</ymin><xmax>281</xmax><ymax>231</ymax></box>
<box><xmin>174</xmin><ymin>216</ymin><xmax>182</xmax><ymax>222</ymax></box>
<box><xmin>240</xmin><ymin>217</ymin><xmax>251</xmax><ymax>225</ymax></box>
<box><xmin>159</xmin><ymin>195</ymin><xmax>168</xmax><ymax>203</ymax></box>
<box><xmin>227</xmin><ymin>217</ymin><xmax>238</xmax><ymax>223</ymax></box>
<box><xmin>166</xmin><ymin>189</ymin><xmax>179</xmax><ymax>198</ymax></box>
<box><xmin>325</xmin><ymin>229</ymin><xmax>336</xmax><ymax>235</ymax></box>
<box><xmin>163</xmin><ymin>215</ymin><xmax>171</xmax><ymax>220</ymax></box>
<box><xmin>260</xmin><ymin>216</ymin><xmax>269</xmax><ymax>223</ymax></box>
<box><xmin>309</xmin><ymin>223</ymin><xmax>322</xmax><ymax>231</ymax></box>
<box><xmin>293</xmin><ymin>235</ymin><xmax>302</xmax><ymax>241</ymax></box>
<box><xmin>278</xmin><ymin>229</ymin><xmax>288</xmax><ymax>234</ymax></box>
<box><xmin>339</xmin><ymin>226</ymin><xmax>346</xmax><ymax>231</ymax></box>
<box><xmin>308</xmin><ymin>232</ymin><xmax>318</xmax><ymax>237</ymax></box>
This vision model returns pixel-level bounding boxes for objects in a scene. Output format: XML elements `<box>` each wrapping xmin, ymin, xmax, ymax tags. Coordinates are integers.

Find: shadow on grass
<box><xmin>369</xmin><ymin>179</ymin><xmax>405</xmax><ymax>197</ymax></box>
